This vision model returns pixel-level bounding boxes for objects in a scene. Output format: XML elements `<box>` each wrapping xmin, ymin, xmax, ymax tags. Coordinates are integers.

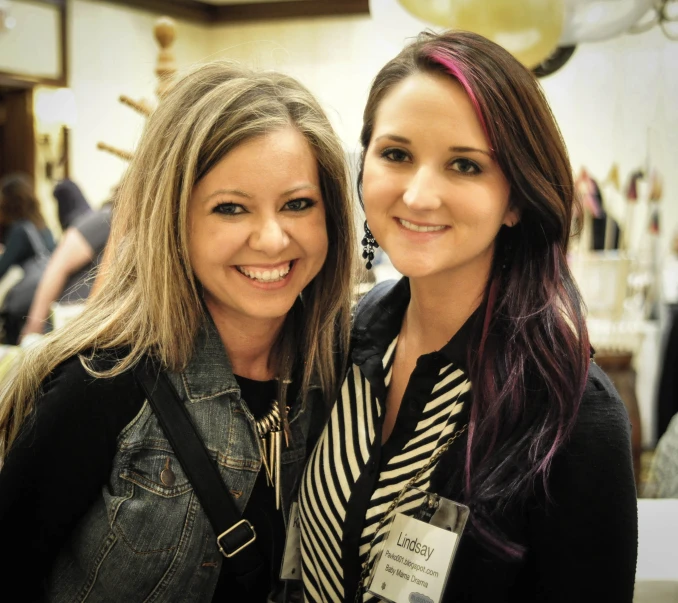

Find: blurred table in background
<box><xmin>588</xmin><ymin>317</ymin><xmax>663</xmax><ymax>449</ymax></box>
<box><xmin>635</xmin><ymin>499</ymin><xmax>678</xmax><ymax>603</ymax></box>
<box><xmin>594</xmin><ymin>349</ymin><xmax>643</xmax><ymax>490</ymax></box>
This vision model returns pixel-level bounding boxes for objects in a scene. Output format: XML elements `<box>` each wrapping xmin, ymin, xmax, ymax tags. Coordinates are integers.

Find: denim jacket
<box><xmin>47</xmin><ymin>321</ymin><xmax>324</xmax><ymax>602</ymax></box>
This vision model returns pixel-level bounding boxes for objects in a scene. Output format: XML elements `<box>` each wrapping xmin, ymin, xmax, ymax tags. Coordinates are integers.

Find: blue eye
<box><xmin>284</xmin><ymin>198</ymin><xmax>315</xmax><ymax>211</ymax></box>
<box><xmin>451</xmin><ymin>158</ymin><xmax>481</xmax><ymax>175</ymax></box>
<box><xmin>214</xmin><ymin>203</ymin><xmax>245</xmax><ymax>215</ymax></box>
<box><xmin>381</xmin><ymin>148</ymin><xmax>411</xmax><ymax>163</ymax></box>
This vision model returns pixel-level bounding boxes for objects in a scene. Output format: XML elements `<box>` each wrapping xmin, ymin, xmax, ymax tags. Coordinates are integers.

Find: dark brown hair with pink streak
<box><xmin>358</xmin><ymin>30</ymin><xmax>590</xmax><ymax>558</ymax></box>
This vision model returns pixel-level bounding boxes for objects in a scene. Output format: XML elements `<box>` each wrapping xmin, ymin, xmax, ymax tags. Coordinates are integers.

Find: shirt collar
<box><xmin>352</xmin><ymin>277</ymin><xmax>481</xmax><ymax>370</ymax></box>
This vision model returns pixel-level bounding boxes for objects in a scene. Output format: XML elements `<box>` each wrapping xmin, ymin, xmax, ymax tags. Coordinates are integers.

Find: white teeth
<box><xmin>237</xmin><ymin>263</ymin><xmax>291</xmax><ymax>283</ymax></box>
<box><xmin>399</xmin><ymin>219</ymin><xmax>446</xmax><ymax>233</ymax></box>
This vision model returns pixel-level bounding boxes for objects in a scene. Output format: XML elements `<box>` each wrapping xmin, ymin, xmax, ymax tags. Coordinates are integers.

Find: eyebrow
<box><xmin>282</xmin><ymin>184</ymin><xmax>321</xmax><ymax>196</ymax></box>
<box><xmin>450</xmin><ymin>145</ymin><xmax>492</xmax><ymax>157</ymax></box>
<box><xmin>205</xmin><ymin>188</ymin><xmax>251</xmax><ymax>202</ymax></box>
<box><xmin>204</xmin><ymin>183</ymin><xmax>320</xmax><ymax>203</ymax></box>
<box><xmin>374</xmin><ymin>134</ymin><xmax>411</xmax><ymax>144</ymax></box>
<box><xmin>374</xmin><ymin>134</ymin><xmax>491</xmax><ymax>157</ymax></box>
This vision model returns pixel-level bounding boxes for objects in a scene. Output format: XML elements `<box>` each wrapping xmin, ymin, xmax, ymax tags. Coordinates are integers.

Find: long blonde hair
<box><xmin>0</xmin><ymin>61</ymin><xmax>355</xmax><ymax>460</ymax></box>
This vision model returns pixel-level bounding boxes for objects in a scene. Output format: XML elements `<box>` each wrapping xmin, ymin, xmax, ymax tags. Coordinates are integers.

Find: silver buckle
<box><xmin>217</xmin><ymin>519</ymin><xmax>257</xmax><ymax>558</ymax></box>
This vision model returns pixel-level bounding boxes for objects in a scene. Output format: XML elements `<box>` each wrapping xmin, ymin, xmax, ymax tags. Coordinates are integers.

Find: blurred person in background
<box><xmin>650</xmin><ymin>229</ymin><xmax>678</xmax><ymax>484</ymax></box>
<box><xmin>644</xmin><ymin>412</ymin><xmax>678</xmax><ymax>498</ymax></box>
<box><xmin>0</xmin><ymin>173</ymin><xmax>56</xmax><ymax>345</ymax></box>
<box><xmin>20</xmin><ymin>198</ymin><xmax>113</xmax><ymax>341</ymax></box>
<box><xmin>53</xmin><ymin>178</ymin><xmax>92</xmax><ymax>232</ymax></box>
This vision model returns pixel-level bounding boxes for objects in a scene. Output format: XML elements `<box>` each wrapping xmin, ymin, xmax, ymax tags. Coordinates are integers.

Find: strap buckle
<box><xmin>217</xmin><ymin>519</ymin><xmax>257</xmax><ymax>558</ymax></box>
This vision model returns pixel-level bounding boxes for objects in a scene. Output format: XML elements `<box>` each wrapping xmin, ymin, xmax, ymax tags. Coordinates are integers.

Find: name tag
<box><xmin>280</xmin><ymin>502</ymin><xmax>302</xmax><ymax>580</ymax></box>
<box><xmin>366</xmin><ymin>491</ymin><xmax>468</xmax><ymax>603</ymax></box>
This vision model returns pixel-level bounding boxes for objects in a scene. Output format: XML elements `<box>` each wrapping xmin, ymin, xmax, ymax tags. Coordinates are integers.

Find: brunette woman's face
<box><xmin>187</xmin><ymin>127</ymin><xmax>328</xmax><ymax>328</ymax></box>
<box><xmin>362</xmin><ymin>72</ymin><xmax>517</xmax><ymax>283</ymax></box>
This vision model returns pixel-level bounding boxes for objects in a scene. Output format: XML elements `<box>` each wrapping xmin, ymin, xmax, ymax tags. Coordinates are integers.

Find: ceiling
<box><xmin>200</xmin><ymin>0</ymin><xmax>311</xmax><ymax>4</ymax></box>
<box><xmin>103</xmin><ymin>0</ymin><xmax>369</xmax><ymax>23</ymax></box>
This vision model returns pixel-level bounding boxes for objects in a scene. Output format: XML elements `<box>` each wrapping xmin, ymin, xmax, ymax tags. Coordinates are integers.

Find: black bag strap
<box><xmin>134</xmin><ymin>360</ymin><xmax>266</xmax><ymax>591</ymax></box>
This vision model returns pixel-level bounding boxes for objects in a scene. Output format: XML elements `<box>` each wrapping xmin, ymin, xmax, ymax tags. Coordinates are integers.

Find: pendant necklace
<box><xmin>255</xmin><ymin>402</ymin><xmax>283</xmax><ymax>510</ymax></box>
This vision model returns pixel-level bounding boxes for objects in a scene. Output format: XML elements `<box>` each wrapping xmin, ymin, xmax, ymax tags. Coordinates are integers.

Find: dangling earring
<box><xmin>362</xmin><ymin>221</ymin><xmax>379</xmax><ymax>270</ymax></box>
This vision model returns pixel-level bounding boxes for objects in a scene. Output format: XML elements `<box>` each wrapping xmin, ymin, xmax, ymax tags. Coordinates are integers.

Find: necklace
<box><xmin>255</xmin><ymin>401</ymin><xmax>283</xmax><ymax>510</ymax></box>
<box><xmin>354</xmin><ymin>373</ymin><xmax>469</xmax><ymax>603</ymax></box>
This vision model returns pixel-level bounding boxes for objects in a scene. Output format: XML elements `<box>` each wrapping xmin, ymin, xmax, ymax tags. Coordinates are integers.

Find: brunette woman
<box><xmin>299</xmin><ymin>30</ymin><xmax>637</xmax><ymax>602</ymax></box>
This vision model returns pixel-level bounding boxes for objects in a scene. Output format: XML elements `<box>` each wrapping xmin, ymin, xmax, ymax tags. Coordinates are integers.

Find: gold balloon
<box><xmin>398</xmin><ymin>0</ymin><xmax>565</xmax><ymax>69</ymax></box>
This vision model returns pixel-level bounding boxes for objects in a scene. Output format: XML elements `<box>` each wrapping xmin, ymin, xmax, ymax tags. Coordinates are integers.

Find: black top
<box><xmin>220</xmin><ymin>374</ymin><xmax>286</xmax><ymax>601</ymax></box>
<box><xmin>0</xmin><ymin>357</ymin><xmax>285</xmax><ymax>602</ymax></box>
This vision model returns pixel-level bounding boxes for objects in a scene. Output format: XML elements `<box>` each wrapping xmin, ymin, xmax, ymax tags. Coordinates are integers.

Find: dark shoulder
<box><xmin>566</xmin><ymin>361</ymin><xmax>631</xmax><ymax>451</ymax></box>
<box><xmin>580</xmin><ymin>361</ymin><xmax>629</xmax><ymax>421</ymax></box>
<box><xmin>12</xmin><ymin>351</ymin><xmax>145</xmax><ymax>459</ymax></box>
<box><xmin>351</xmin><ymin>278</ymin><xmax>408</xmax><ymax>337</ymax></box>
<box><xmin>40</xmin><ymin>351</ymin><xmax>140</xmax><ymax>403</ymax></box>
<box><xmin>73</xmin><ymin>206</ymin><xmax>111</xmax><ymax>233</ymax></box>
<box><xmin>5</xmin><ymin>222</ymin><xmax>30</xmax><ymax>244</ymax></box>
<box><xmin>352</xmin><ymin>280</ymin><xmax>398</xmax><ymax>322</ymax></box>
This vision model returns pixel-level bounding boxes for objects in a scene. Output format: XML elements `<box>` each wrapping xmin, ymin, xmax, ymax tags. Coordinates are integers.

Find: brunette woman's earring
<box><xmin>362</xmin><ymin>221</ymin><xmax>379</xmax><ymax>270</ymax></box>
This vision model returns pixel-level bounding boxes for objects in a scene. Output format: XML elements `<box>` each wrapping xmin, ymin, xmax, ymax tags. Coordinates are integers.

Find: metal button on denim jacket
<box><xmin>47</xmin><ymin>321</ymin><xmax>320</xmax><ymax>603</ymax></box>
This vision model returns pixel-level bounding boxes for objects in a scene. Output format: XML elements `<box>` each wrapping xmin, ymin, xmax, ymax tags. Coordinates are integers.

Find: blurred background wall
<box><xmin>11</xmin><ymin>0</ymin><xmax>673</xmax><ymax>259</ymax></box>
<box><xmin>2</xmin><ymin>0</ymin><xmax>677</xmax><ymax>451</ymax></box>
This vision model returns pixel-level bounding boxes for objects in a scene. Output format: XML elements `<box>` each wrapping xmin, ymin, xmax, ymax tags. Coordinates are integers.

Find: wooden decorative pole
<box><xmin>97</xmin><ymin>15</ymin><xmax>178</xmax><ymax>161</ymax></box>
<box><xmin>90</xmin><ymin>16</ymin><xmax>178</xmax><ymax>298</ymax></box>
<box><xmin>154</xmin><ymin>16</ymin><xmax>177</xmax><ymax>99</ymax></box>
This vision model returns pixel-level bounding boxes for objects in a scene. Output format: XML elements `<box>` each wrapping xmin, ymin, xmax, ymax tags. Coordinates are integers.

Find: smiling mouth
<box><xmin>236</xmin><ymin>261</ymin><xmax>293</xmax><ymax>283</ymax></box>
<box><xmin>398</xmin><ymin>218</ymin><xmax>446</xmax><ymax>233</ymax></box>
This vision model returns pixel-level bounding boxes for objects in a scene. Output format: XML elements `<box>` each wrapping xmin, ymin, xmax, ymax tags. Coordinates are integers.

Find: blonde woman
<box><xmin>0</xmin><ymin>62</ymin><xmax>354</xmax><ymax>602</ymax></box>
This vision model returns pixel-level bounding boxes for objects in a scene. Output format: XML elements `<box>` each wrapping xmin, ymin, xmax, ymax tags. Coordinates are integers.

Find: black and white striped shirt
<box><xmin>299</xmin><ymin>320</ymin><xmax>473</xmax><ymax>602</ymax></box>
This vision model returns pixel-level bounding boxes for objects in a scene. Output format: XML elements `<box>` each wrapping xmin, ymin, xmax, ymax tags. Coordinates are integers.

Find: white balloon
<box><xmin>370</xmin><ymin>0</ymin><xmax>565</xmax><ymax>69</ymax></box>
<box><xmin>368</xmin><ymin>0</ymin><xmax>444</xmax><ymax>52</ymax></box>
<box><xmin>560</xmin><ymin>0</ymin><xmax>657</xmax><ymax>45</ymax></box>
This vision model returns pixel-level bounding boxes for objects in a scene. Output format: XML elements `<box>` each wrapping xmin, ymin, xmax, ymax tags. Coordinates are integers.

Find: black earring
<box><xmin>362</xmin><ymin>221</ymin><xmax>379</xmax><ymax>270</ymax></box>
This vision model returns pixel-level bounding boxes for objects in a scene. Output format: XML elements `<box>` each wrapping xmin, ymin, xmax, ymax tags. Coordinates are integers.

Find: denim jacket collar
<box><xmin>180</xmin><ymin>314</ymin><xmax>322</xmax><ymax>411</ymax></box>
<box><xmin>181</xmin><ymin>317</ymin><xmax>240</xmax><ymax>403</ymax></box>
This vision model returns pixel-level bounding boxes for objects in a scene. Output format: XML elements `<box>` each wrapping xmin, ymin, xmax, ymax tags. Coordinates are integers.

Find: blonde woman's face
<box><xmin>188</xmin><ymin>127</ymin><xmax>328</xmax><ymax>328</ymax></box>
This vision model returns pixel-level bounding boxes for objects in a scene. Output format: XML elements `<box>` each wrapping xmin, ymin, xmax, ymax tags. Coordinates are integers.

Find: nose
<box><xmin>248</xmin><ymin>216</ymin><xmax>290</xmax><ymax>256</ymax></box>
<box><xmin>402</xmin><ymin>167</ymin><xmax>443</xmax><ymax>211</ymax></box>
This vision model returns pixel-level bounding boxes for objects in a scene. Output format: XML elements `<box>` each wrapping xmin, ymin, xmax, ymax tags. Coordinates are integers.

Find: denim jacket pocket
<box><xmin>121</xmin><ymin>446</ymin><xmax>192</xmax><ymax>497</ymax></box>
<box><xmin>117</xmin><ymin>444</ymin><xmax>196</xmax><ymax>553</ymax></box>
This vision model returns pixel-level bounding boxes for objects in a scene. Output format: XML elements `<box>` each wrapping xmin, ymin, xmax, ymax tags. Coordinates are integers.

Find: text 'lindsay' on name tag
<box><xmin>367</xmin><ymin>512</ymin><xmax>457</xmax><ymax>603</ymax></box>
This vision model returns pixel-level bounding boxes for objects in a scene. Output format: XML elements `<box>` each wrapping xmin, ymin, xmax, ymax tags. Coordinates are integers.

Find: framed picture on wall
<box><xmin>0</xmin><ymin>0</ymin><xmax>68</xmax><ymax>87</ymax></box>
